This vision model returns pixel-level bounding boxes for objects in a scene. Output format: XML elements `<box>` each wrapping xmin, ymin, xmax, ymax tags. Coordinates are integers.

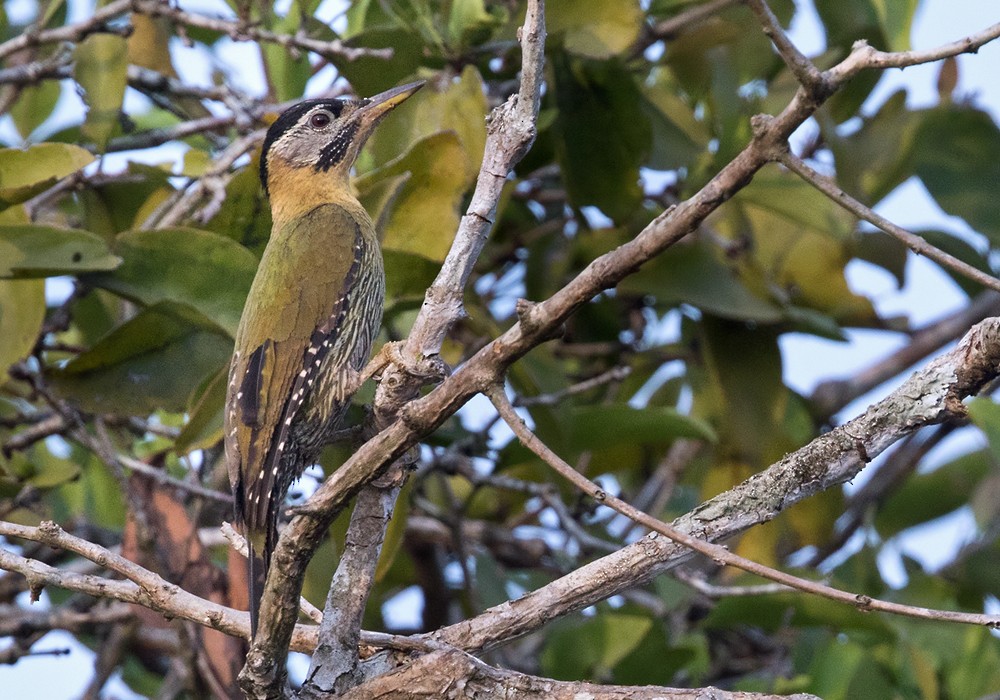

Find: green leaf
<box><xmin>874</xmin><ymin>449</ymin><xmax>992</xmax><ymax>537</ymax></box>
<box><xmin>174</xmin><ymin>365</ymin><xmax>226</xmax><ymax>454</ymax></box>
<box><xmin>541</xmin><ymin>614</ymin><xmax>654</xmax><ymax>680</ymax></box>
<box><xmin>9</xmin><ymin>80</ymin><xmax>61</xmax><ymax>140</ymax></box>
<box><xmin>826</xmin><ymin>90</ymin><xmax>921</xmax><ymax>206</ymax></box>
<box><xmin>913</xmin><ymin>105</ymin><xmax>1000</xmax><ymax>243</ymax></box>
<box><xmin>725</xmin><ymin>170</ymin><xmax>876</xmax><ymax>324</ymax></box>
<box><xmin>80</xmin><ymin>162</ymin><xmax>175</xmax><ymax>237</ymax></box>
<box><xmin>967</xmin><ymin>398</ymin><xmax>1000</xmax><ymax>460</ymax></box>
<box><xmin>6</xmin><ymin>447</ymin><xmax>80</xmax><ymax>488</ymax></box>
<box><xmin>735</xmin><ymin>170</ymin><xmax>854</xmax><ymax>240</ymax></box>
<box><xmin>85</xmin><ymin>228</ymin><xmax>258</xmax><ymax>337</ymax></box>
<box><xmin>952</xmin><ymin>542</ymin><xmax>1000</xmax><ymax>598</ymax></box>
<box><xmin>851</xmin><ymin>231</ymin><xmax>907</xmax><ymax>289</ymax></box>
<box><xmin>446</xmin><ymin>0</ymin><xmax>503</xmax><ymax>50</ymax></box>
<box><xmin>0</xmin><ymin>279</ymin><xmax>45</xmax><ymax>375</ymax></box>
<box><xmin>335</xmin><ymin>28</ymin><xmax>426</xmax><ymax>97</ymax></box>
<box><xmin>382</xmin><ymin>249</ymin><xmax>439</xmax><ymax>302</ymax></box>
<box><xmin>942</xmin><ymin>626</ymin><xmax>1000</xmax><ymax>699</ymax></box>
<box><xmin>870</xmin><ymin>0</ymin><xmax>918</xmax><ymax>51</ymax></box>
<box><xmin>548</xmin><ymin>0</ymin><xmax>643</xmax><ymax>58</ymax></box>
<box><xmin>664</xmin><ymin>1</ymin><xmax>792</xmax><ymax>99</ymax></box>
<box><xmin>0</xmin><ymin>143</ymin><xmax>94</xmax><ymax>209</ymax></box>
<box><xmin>201</xmin><ymin>156</ymin><xmax>271</xmax><ymax>256</ymax></box>
<box><xmin>550</xmin><ymin>52</ymin><xmax>650</xmax><ymax>222</ymax></box>
<box><xmin>596</xmin><ymin>614</ymin><xmax>653</xmax><ymax>669</ymax></box>
<box><xmin>364</xmin><ymin>66</ymin><xmax>488</xmax><ymax>181</ymax></box>
<box><xmin>75</xmin><ymin>34</ymin><xmax>128</xmax><ymax>150</ymax></box>
<box><xmin>913</xmin><ymin>229</ymin><xmax>992</xmax><ymax>297</ymax></box>
<box><xmin>706</xmin><ymin>591</ymin><xmax>894</xmax><ymax>637</ymax></box>
<box><xmin>699</xmin><ymin>318</ymin><xmax>789</xmax><ymax>464</ymax></box>
<box><xmin>568</xmin><ymin>405</ymin><xmax>716</xmax><ymax>449</ymax></box>
<box><xmin>49</xmin><ymin>304</ymin><xmax>232</xmax><ymax>414</ymax></box>
<box><xmin>640</xmin><ymin>69</ymin><xmax>710</xmax><ymax>171</ymax></box>
<box><xmin>359</xmin><ymin>131</ymin><xmax>466</xmax><ymax>261</ymax></box>
<box><xmin>51</xmin><ymin>448</ymin><xmax>126</xmax><ymax>529</ymax></box>
<box><xmin>261</xmin><ymin>14</ymin><xmax>311</xmax><ymax>102</ymax></box>
<box><xmin>0</xmin><ymin>225</ymin><xmax>121</xmax><ymax>278</ymax></box>
<box><xmin>618</xmin><ymin>240</ymin><xmax>785</xmax><ymax>323</ymax></box>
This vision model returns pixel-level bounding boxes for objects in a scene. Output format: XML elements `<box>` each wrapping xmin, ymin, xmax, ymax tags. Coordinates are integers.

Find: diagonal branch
<box><xmin>811</xmin><ymin>291</ymin><xmax>1000</xmax><ymax>418</ymax></box>
<box><xmin>0</xmin><ymin>519</ymin><xmax>444</xmax><ymax>657</ymax></box>
<box><xmin>779</xmin><ymin>151</ymin><xmax>1000</xmax><ymax>294</ymax></box>
<box><xmin>486</xmin><ymin>383</ymin><xmax>1000</xmax><ymax>631</ymax></box>
<box><xmin>339</xmin><ymin>647</ymin><xmax>819</xmax><ymax>700</ymax></box>
<box><xmin>0</xmin><ymin>0</ymin><xmax>132</xmax><ymax>61</ymax></box>
<box><xmin>431</xmin><ymin>316</ymin><xmax>1000</xmax><ymax>652</ymax></box>
<box><xmin>132</xmin><ymin>0</ymin><xmax>391</xmax><ymax>63</ymax></box>
<box><xmin>745</xmin><ymin>0</ymin><xmax>826</xmax><ymax>91</ymax></box>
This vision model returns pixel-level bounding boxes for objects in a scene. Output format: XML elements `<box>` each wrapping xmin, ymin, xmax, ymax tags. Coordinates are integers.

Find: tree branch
<box><xmin>300</xmin><ymin>478</ymin><xmax>402</xmax><ymax>697</ymax></box>
<box><xmin>487</xmin><ymin>382</ymin><xmax>1000</xmax><ymax>631</ymax></box>
<box><xmin>339</xmin><ymin>647</ymin><xmax>819</xmax><ymax>700</ymax></box>
<box><xmin>132</xmin><ymin>0</ymin><xmax>391</xmax><ymax>63</ymax></box>
<box><xmin>779</xmin><ymin>151</ymin><xmax>1000</xmax><ymax>294</ymax></box>
<box><xmin>745</xmin><ymin>0</ymin><xmax>826</xmax><ymax>91</ymax></box>
<box><xmin>0</xmin><ymin>0</ymin><xmax>132</xmax><ymax>61</ymax></box>
<box><xmin>431</xmin><ymin>317</ymin><xmax>1000</xmax><ymax>651</ymax></box>
<box><xmin>811</xmin><ymin>291</ymin><xmax>1000</xmax><ymax>418</ymax></box>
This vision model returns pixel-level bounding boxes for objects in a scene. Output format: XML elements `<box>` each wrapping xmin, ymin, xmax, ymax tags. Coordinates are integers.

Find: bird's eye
<box><xmin>309</xmin><ymin>111</ymin><xmax>332</xmax><ymax>129</ymax></box>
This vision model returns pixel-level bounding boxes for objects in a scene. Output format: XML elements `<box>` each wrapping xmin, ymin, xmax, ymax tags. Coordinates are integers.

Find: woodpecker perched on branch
<box><xmin>224</xmin><ymin>81</ymin><xmax>424</xmax><ymax>637</ymax></box>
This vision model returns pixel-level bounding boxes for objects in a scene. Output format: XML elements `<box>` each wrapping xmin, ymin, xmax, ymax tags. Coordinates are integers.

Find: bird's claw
<box><xmin>381</xmin><ymin>341</ymin><xmax>450</xmax><ymax>382</ymax></box>
<box><xmin>408</xmin><ymin>354</ymin><xmax>450</xmax><ymax>382</ymax></box>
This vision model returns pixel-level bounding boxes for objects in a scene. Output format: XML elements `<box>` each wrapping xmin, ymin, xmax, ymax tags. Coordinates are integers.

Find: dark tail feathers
<box><xmin>247</xmin><ymin>543</ymin><xmax>267</xmax><ymax>639</ymax></box>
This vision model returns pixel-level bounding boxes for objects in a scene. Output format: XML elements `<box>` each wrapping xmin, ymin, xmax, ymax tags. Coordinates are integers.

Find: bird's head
<box><xmin>260</xmin><ymin>81</ymin><xmax>425</xmax><ymax>223</ymax></box>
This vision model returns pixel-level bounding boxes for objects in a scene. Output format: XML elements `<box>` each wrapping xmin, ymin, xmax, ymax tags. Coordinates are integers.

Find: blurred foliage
<box><xmin>0</xmin><ymin>0</ymin><xmax>999</xmax><ymax>698</ymax></box>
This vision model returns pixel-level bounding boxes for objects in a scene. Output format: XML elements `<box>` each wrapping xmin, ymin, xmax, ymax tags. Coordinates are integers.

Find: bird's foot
<box><xmin>367</xmin><ymin>341</ymin><xmax>451</xmax><ymax>384</ymax></box>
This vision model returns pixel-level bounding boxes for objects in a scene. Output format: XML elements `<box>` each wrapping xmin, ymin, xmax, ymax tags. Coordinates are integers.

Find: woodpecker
<box><xmin>224</xmin><ymin>81</ymin><xmax>424</xmax><ymax>637</ymax></box>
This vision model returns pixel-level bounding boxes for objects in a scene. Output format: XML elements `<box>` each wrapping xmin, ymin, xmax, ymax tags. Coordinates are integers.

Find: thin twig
<box><xmin>0</xmin><ymin>0</ymin><xmax>132</xmax><ymax>61</ymax></box>
<box><xmin>745</xmin><ymin>0</ymin><xmax>826</xmax><ymax>90</ymax></box>
<box><xmin>515</xmin><ymin>366</ymin><xmax>632</xmax><ymax>407</ymax></box>
<box><xmin>646</xmin><ymin>0</ymin><xmax>739</xmax><ymax>43</ymax></box>
<box><xmin>811</xmin><ymin>291</ymin><xmax>1000</xmax><ymax>418</ymax></box>
<box><xmin>149</xmin><ymin>128</ymin><xmax>266</xmax><ymax>229</ymax></box>
<box><xmin>673</xmin><ymin>569</ymin><xmax>791</xmax><ymax>598</ymax></box>
<box><xmin>132</xmin><ymin>0</ymin><xmax>391</xmax><ymax>62</ymax></box>
<box><xmin>829</xmin><ymin>23</ymin><xmax>1000</xmax><ymax>78</ymax></box>
<box><xmin>779</xmin><ymin>151</ymin><xmax>1000</xmax><ymax>294</ymax></box>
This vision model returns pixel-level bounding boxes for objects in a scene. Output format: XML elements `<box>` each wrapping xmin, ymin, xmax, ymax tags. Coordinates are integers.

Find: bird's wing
<box><xmin>224</xmin><ymin>204</ymin><xmax>365</xmax><ymax>536</ymax></box>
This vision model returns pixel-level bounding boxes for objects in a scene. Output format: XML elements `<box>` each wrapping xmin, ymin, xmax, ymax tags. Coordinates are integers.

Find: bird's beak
<box><xmin>355</xmin><ymin>80</ymin><xmax>426</xmax><ymax>126</ymax></box>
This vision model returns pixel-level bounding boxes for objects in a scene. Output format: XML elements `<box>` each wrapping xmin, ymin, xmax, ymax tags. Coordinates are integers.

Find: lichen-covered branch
<box><xmin>431</xmin><ymin>317</ymin><xmax>1000</xmax><ymax>651</ymax></box>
